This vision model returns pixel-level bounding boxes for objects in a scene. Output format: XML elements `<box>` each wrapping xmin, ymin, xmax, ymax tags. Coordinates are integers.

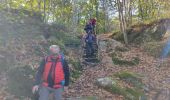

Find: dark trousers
<box><xmin>86</xmin><ymin>42</ymin><xmax>94</xmax><ymax>56</ymax></box>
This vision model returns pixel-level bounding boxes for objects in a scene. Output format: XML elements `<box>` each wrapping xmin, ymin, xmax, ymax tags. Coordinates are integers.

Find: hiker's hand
<box><xmin>32</xmin><ymin>85</ymin><xmax>39</xmax><ymax>94</ymax></box>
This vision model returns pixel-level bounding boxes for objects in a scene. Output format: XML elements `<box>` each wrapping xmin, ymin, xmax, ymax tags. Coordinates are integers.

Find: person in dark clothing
<box><xmin>84</xmin><ymin>21</ymin><xmax>93</xmax><ymax>34</ymax></box>
<box><xmin>32</xmin><ymin>45</ymin><xmax>70</xmax><ymax>100</ymax></box>
<box><xmin>85</xmin><ymin>32</ymin><xmax>95</xmax><ymax>57</ymax></box>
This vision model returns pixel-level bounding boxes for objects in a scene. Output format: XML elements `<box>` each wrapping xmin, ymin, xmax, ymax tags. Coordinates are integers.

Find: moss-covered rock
<box><xmin>143</xmin><ymin>41</ymin><xmax>165</xmax><ymax>57</ymax></box>
<box><xmin>114</xmin><ymin>71</ymin><xmax>144</xmax><ymax>89</ymax></box>
<box><xmin>111</xmin><ymin>19</ymin><xmax>170</xmax><ymax>44</ymax></box>
<box><xmin>96</xmin><ymin>77</ymin><xmax>146</xmax><ymax>100</ymax></box>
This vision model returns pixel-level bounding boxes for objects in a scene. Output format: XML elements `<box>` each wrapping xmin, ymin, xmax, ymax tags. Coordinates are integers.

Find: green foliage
<box><xmin>111</xmin><ymin>52</ymin><xmax>140</xmax><ymax>66</ymax></box>
<box><xmin>62</xmin><ymin>35</ymin><xmax>81</xmax><ymax>47</ymax></box>
<box><xmin>1</xmin><ymin>0</ymin><xmax>170</xmax><ymax>35</ymax></box>
<box><xmin>71</xmin><ymin>70</ymin><xmax>82</xmax><ymax>80</ymax></box>
<box><xmin>69</xmin><ymin>58</ymin><xmax>82</xmax><ymax>71</ymax></box>
<box><xmin>69</xmin><ymin>58</ymin><xmax>82</xmax><ymax>83</ymax></box>
<box><xmin>115</xmin><ymin>46</ymin><xmax>129</xmax><ymax>52</ymax></box>
<box><xmin>48</xmin><ymin>22</ymin><xmax>81</xmax><ymax>48</ymax></box>
<box><xmin>7</xmin><ymin>65</ymin><xmax>35</xmax><ymax>99</ymax></box>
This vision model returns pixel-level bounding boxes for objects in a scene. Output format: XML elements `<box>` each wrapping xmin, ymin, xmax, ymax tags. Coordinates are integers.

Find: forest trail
<box><xmin>0</xmin><ymin>10</ymin><xmax>169</xmax><ymax>100</ymax></box>
<box><xmin>63</xmin><ymin>34</ymin><xmax>170</xmax><ymax>100</ymax></box>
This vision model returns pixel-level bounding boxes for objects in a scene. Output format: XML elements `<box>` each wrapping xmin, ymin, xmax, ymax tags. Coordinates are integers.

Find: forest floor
<box><xmin>63</xmin><ymin>34</ymin><xmax>170</xmax><ymax>100</ymax></box>
<box><xmin>0</xmin><ymin>10</ymin><xmax>169</xmax><ymax>100</ymax></box>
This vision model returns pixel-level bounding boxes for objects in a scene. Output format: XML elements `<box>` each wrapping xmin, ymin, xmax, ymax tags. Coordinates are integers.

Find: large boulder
<box><xmin>96</xmin><ymin>77</ymin><xmax>117</xmax><ymax>87</ymax></box>
<box><xmin>98</xmin><ymin>38</ymin><xmax>123</xmax><ymax>53</ymax></box>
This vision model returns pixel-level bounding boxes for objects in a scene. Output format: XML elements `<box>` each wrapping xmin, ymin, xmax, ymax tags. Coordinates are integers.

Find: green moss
<box><xmin>112</xmin><ymin>57</ymin><xmax>138</xmax><ymax>66</ymax></box>
<box><xmin>103</xmin><ymin>83</ymin><xmax>141</xmax><ymax>100</ymax></box>
<box><xmin>125</xmin><ymin>87</ymin><xmax>143</xmax><ymax>99</ymax></box>
<box><xmin>71</xmin><ymin>70</ymin><xmax>82</xmax><ymax>79</ymax></box>
<box><xmin>114</xmin><ymin>71</ymin><xmax>144</xmax><ymax>89</ymax></box>
<box><xmin>114</xmin><ymin>71</ymin><xmax>139</xmax><ymax>79</ymax></box>
<box><xmin>111</xmin><ymin>52</ymin><xmax>140</xmax><ymax>66</ymax></box>
<box><xmin>115</xmin><ymin>46</ymin><xmax>129</xmax><ymax>52</ymax></box>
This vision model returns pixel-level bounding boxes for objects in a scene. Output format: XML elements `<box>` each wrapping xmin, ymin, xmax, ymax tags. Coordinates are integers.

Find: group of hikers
<box><xmin>32</xmin><ymin>18</ymin><xmax>97</xmax><ymax>100</ymax></box>
<box><xmin>83</xmin><ymin>18</ymin><xmax>97</xmax><ymax>57</ymax></box>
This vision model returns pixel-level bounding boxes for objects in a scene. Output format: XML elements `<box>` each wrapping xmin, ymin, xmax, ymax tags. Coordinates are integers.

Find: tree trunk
<box><xmin>117</xmin><ymin>0</ymin><xmax>128</xmax><ymax>44</ymax></box>
<box><xmin>95</xmin><ymin>0</ymin><xmax>99</xmax><ymax>34</ymax></box>
<box><xmin>138</xmin><ymin>0</ymin><xmax>144</xmax><ymax>20</ymax></box>
<box><xmin>102</xmin><ymin>0</ymin><xmax>106</xmax><ymax>34</ymax></box>
<box><xmin>43</xmin><ymin>0</ymin><xmax>46</xmax><ymax>23</ymax></box>
<box><xmin>38</xmin><ymin>0</ymin><xmax>41</xmax><ymax>12</ymax></box>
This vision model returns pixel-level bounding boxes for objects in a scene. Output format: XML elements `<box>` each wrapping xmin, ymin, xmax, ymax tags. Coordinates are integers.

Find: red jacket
<box><xmin>42</xmin><ymin>55</ymin><xmax>64</xmax><ymax>88</ymax></box>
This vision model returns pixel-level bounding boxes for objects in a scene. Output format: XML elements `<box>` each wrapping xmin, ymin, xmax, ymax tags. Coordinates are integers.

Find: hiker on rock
<box><xmin>32</xmin><ymin>45</ymin><xmax>70</xmax><ymax>100</ymax></box>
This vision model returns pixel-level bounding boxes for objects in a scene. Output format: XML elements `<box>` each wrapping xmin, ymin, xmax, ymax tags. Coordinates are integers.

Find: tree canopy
<box><xmin>1</xmin><ymin>0</ymin><xmax>170</xmax><ymax>43</ymax></box>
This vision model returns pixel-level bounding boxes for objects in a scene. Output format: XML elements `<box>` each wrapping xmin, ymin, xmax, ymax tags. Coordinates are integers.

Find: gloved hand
<box><xmin>32</xmin><ymin>85</ymin><xmax>39</xmax><ymax>94</ymax></box>
<box><xmin>61</xmin><ymin>80</ymin><xmax>65</xmax><ymax>86</ymax></box>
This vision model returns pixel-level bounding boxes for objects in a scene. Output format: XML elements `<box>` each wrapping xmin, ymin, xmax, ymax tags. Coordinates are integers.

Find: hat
<box><xmin>49</xmin><ymin>45</ymin><xmax>60</xmax><ymax>54</ymax></box>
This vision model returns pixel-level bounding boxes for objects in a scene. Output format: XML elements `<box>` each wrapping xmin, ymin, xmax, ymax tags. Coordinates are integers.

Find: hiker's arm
<box><xmin>63</xmin><ymin>60</ymin><xmax>70</xmax><ymax>86</ymax></box>
<box><xmin>34</xmin><ymin>59</ymin><xmax>45</xmax><ymax>85</ymax></box>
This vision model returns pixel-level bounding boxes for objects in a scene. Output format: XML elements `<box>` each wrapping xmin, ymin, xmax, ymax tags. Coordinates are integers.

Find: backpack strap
<box><xmin>60</xmin><ymin>52</ymin><xmax>65</xmax><ymax>66</ymax></box>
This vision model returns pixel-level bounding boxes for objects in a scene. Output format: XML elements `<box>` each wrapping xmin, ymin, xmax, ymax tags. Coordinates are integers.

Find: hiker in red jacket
<box><xmin>32</xmin><ymin>45</ymin><xmax>70</xmax><ymax>100</ymax></box>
